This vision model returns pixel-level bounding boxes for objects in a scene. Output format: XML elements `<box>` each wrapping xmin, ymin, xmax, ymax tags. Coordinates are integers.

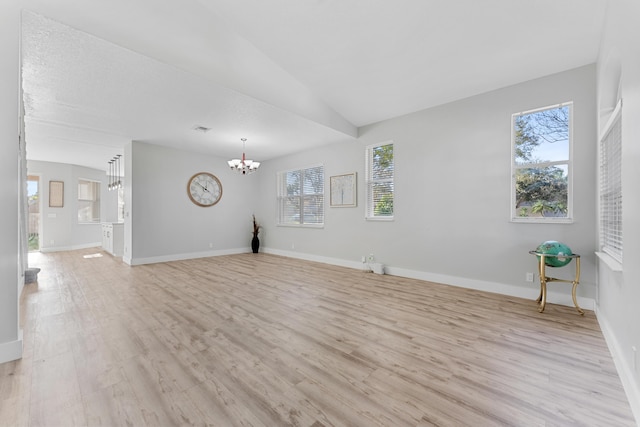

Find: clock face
<box><xmin>187</xmin><ymin>172</ymin><xmax>222</xmax><ymax>207</ymax></box>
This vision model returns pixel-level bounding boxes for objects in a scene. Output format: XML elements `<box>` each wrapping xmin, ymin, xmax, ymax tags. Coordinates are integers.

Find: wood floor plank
<box><xmin>80</xmin><ymin>380</ymin><xmax>147</xmax><ymax>427</ymax></box>
<box><xmin>0</xmin><ymin>249</ymin><xmax>635</xmax><ymax>427</ymax></box>
<box><xmin>28</xmin><ymin>351</ymin><xmax>87</xmax><ymax>427</ymax></box>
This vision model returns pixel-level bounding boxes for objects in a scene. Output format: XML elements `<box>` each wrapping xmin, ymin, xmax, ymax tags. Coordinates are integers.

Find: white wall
<box><xmin>595</xmin><ymin>0</ymin><xmax>640</xmax><ymax>419</ymax></box>
<box><xmin>27</xmin><ymin>160</ymin><xmax>110</xmax><ymax>252</ymax></box>
<box><xmin>0</xmin><ymin>0</ymin><xmax>22</xmax><ymax>364</ymax></box>
<box><xmin>257</xmin><ymin>64</ymin><xmax>598</xmax><ymax>309</ymax></box>
<box><xmin>103</xmin><ymin>176</ymin><xmax>121</xmax><ymax>223</ymax></box>
<box><xmin>125</xmin><ymin>141</ymin><xmax>260</xmax><ymax>265</ymax></box>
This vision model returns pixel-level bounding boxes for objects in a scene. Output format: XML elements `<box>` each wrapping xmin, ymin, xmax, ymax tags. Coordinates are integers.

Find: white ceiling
<box><xmin>21</xmin><ymin>0</ymin><xmax>608</xmax><ymax>173</ymax></box>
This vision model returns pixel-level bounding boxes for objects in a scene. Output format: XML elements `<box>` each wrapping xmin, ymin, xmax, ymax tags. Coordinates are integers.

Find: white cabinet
<box><xmin>102</xmin><ymin>222</ymin><xmax>124</xmax><ymax>256</ymax></box>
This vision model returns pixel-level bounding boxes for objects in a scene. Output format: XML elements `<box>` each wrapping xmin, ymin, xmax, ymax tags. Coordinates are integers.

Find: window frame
<box><xmin>277</xmin><ymin>163</ymin><xmax>325</xmax><ymax>228</ymax></box>
<box><xmin>365</xmin><ymin>141</ymin><xmax>394</xmax><ymax>221</ymax></box>
<box><xmin>77</xmin><ymin>178</ymin><xmax>101</xmax><ymax>224</ymax></box>
<box><xmin>510</xmin><ymin>102</ymin><xmax>574</xmax><ymax>223</ymax></box>
<box><xmin>598</xmin><ymin>99</ymin><xmax>623</xmax><ymax>265</ymax></box>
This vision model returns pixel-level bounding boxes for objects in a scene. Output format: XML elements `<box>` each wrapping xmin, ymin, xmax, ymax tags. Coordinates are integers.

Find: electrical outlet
<box><xmin>526</xmin><ymin>272</ymin><xmax>534</xmax><ymax>282</ymax></box>
<box><xmin>361</xmin><ymin>256</ymin><xmax>366</xmax><ymax>263</ymax></box>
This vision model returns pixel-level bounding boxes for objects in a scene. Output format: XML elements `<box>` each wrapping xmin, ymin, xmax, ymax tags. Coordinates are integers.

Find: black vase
<box><xmin>251</xmin><ymin>236</ymin><xmax>260</xmax><ymax>253</ymax></box>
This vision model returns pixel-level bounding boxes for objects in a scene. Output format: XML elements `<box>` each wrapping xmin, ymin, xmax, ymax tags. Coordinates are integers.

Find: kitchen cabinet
<box><xmin>102</xmin><ymin>222</ymin><xmax>124</xmax><ymax>256</ymax></box>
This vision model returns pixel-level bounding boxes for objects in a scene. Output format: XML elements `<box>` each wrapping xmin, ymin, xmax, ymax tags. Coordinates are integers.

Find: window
<box><xmin>78</xmin><ymin>179</ymin><xmax>101</xmax><ymax>223</ymax></box>
<box><xmin>599</xmin><ymin>100</ymin><xmax>622</xmax><ymax>264</ymax></box>
<box><xmin>277</xmin><ymin>165</ymin><xmax>324</xmax><ymax>226</ymax></box>
<box><xmin>27</xmin><ymin>175</ymin><xmax>40</xmax><ymax>251</ymax></box>
<box><xmin>511</xmin><ymin>103</ymin><xmax>572</xmax><ymax>222</ymax></box>
<box><xmin>365</xmin><ymin>142</ymin><xmax>394</xmax><ymax>219</ymax></box>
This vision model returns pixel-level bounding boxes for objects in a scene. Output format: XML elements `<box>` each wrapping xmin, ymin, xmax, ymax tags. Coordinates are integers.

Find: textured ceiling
<box><xmin>20</xmin><ymin>0</ymin><xmax>608</xmax><ymax>172</ymax></box>
<box><xmin>22</xmin><ymin>11</ymin><xmax>353</xmax><ymax>173</ymax></box>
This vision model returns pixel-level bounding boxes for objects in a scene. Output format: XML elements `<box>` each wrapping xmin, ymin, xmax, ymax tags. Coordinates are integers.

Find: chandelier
<box><xmin>227</xmin><ymin>138</ymin><xmax>260</xmax><ymax>175</ymax></box>
<box><xmin>108</xmin><ymin>154</ymin><xmax>122</xmax><ymax>191</ymax></box>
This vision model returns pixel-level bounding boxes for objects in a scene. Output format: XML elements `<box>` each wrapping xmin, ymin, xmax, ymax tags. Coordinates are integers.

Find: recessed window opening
<box><xmin>78</xmin><ymin>178</ymin><xmax>101</xmax><ymax>223</ymax></box>
<box><xmin>511</xmin><ymin>102</ymin><xmax>573</xmax><ymax>222</ymax></box>
<box><xmin>365</xmin><ymin>142</ymin><xmax>394</xmax><ymax>220</ymax></box>
<box><xmin>277</xmin><ymin>165</ymin><xmax>324</xmax><ymax>227</ymax></box>
<box><xmin>599</xmin><ymin>100</ymin><xmax>623</xmax><ymax>264</ymax></box>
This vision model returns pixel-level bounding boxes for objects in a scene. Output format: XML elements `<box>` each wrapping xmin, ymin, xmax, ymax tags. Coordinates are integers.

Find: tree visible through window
<box><xmin>366</xmin><ymin>142</ymin><xmax>394</xmax><ymax>219</ymax></box>
<box><xmin>277</xmin><ymin>165</ymin><xmax>324</xmax><ymax>226</ymax></box>
<box><xmin>512</xmin><ymin>103</ymin><xmax>572</xmax><ymax>221</ymax></box>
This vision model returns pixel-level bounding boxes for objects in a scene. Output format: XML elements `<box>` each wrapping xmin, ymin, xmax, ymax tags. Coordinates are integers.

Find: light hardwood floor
<box><xmin>0</xmin><ymin>249</ymin><xmax>635</xmax><ymax>426</ymax></box>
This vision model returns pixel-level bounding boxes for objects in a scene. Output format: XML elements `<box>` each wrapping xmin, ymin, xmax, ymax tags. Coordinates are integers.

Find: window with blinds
<box><xmin>365</xmin><ymin>142</ymin><xmax>394</xmax><ymax>220</ymax></box>
<box><xmin>277</xmin><ymin>165</ymin><xmax>324</xmax><ymax>226</ymax></box>
<box><xmin>599</xmin><ymin>100</ymin><xmax>623</xmax><ymax>264</ymax></box>
<box><xmin>78</xmin><ymin>179</ymin><xmax>101</xmax><ymax>223</ymax></box>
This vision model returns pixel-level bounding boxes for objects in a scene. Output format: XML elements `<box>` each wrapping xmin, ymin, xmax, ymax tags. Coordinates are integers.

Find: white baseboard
<box><xmin>386</xmin><ymin>265</ymin><xmax>594</xmax><ymax>311</ymax></box>
<box><xmin>263</xmin><ymin>247</ymin><xmax>364</xmax><ymax>270</ymax></box>
<box><xmin>262</xmin><ymin>247</ymin><xmax>594</xmax><ymax>311</ymax></box>
<box><xmin>596</xmin><ymin>306</ymin><xmax>640</xmax><ymax>424</ymax></box>
<box><xmin>35</xmin><ymin>245</ymin><xmax>596</xmax><ymax>310</ymax></box>
<box><xmin>0</xmin><ymin>330</ymin><xmax>23</xmax><ymax>364</ymax></box>
<box><xmin>40</xmin><ymin>242</ymin><xmax>101</xmax><ymax>253</ymax></box>
<box><xmin>126</xmin><ymin>247</ymin><xmax>250</xmax><ymax>266</ymax></box>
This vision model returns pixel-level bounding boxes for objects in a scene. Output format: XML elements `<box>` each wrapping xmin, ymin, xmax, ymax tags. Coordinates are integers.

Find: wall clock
<box><xmin>187</xmin><ymin>172</ymin><xmax>222</xmax><ymax>207</ymax></box>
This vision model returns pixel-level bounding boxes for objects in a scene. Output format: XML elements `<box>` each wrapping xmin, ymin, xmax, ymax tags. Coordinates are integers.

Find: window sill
<box><xmin>365</xmin><ymin>216</ymin><xmax>394</xmax><ymax>222</ymax></box>
<box><xmin>595</xmin><ymin>252</ymin><xmax>623</xmax><ymax>272</ymax></box>
<box><xmin>277</xmin><ymin>223</ymin><xmax>324</xmax><ymax>229</ymax></box>
<box><xmin>510</xmin><ymin>217</ymin><xmax>573</xmax><ymax>224</ymax></box>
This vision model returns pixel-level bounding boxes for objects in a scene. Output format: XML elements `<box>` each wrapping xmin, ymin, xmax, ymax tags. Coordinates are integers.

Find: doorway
<box><xmin>27</xmin><ymin>175</ymin><xmax>40</xmax><ymax>251</ymax></box>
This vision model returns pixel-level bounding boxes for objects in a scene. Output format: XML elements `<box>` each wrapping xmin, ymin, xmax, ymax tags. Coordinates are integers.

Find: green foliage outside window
<box><xmin>367</xmin><ymin>143</ymin><xmax>394</xmax><ymax>218</ymax></box>
<box><xmin>279</xmin><ymin>166</ymin><xmax>324</xmax><ymax>226</ymax></box>
<box><xmin>374</xmin><ymin>193</ymin><xmax>394</xmax><ymax>216</ymax></box>
<box><xmin>513</xmin><ymin>105</ymin><xmax>570</xmax><ymax>219</ymax></box>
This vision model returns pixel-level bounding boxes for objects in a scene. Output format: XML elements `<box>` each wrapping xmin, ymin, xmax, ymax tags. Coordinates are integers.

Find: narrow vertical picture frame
<box><xmin>330</xmin><ymin>172</ymin><xmax>357</xmax><ymax>207</ymax></box>
<box><xmin>49</xmin><ymin>180</ymin><xmax>64</xmax><ymax>207</ymax></box>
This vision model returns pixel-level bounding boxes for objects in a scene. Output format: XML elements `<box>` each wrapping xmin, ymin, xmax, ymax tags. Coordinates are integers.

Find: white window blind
<box><xmin>277</xmin><ymin>165</ymin><xmax>324</xmax><ymax>226</ymax></box>
<box><xmin>78</xmin><ymin>179</ymin><xmax>101</xmax><ymax>223</ymax></box>
<box><xmin>365</xmin><ymin>142</ymin><xmax>394</xmax><ymax>219</ymax></box>
<box><xmin>599</xmin><ymin>100</ymin><xmax>623</xmax><ymax>263</ymax></box>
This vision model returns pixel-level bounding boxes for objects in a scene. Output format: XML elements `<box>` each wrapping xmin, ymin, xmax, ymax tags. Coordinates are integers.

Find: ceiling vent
<box><xmin>193</xmin><ymin>125</ymin><xmax>211</xmax><ymax>133</ymax></box>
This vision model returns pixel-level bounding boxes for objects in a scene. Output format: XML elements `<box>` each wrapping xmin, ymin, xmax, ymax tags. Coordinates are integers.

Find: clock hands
<box><xmin>195</xmin><ymin>181</ymin><xmax>210</xmax><ymax>193</ymax></box>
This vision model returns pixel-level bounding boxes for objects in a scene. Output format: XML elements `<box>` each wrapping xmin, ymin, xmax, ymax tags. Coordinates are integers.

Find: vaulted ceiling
<box><xmin>21</xmin><ymin>0</ymin><xmax>608</xmax><ymax>172</ymax></box>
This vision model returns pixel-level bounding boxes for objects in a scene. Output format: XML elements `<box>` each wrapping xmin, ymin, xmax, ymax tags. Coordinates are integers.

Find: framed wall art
<box><xmin>49</xmin><ymin>180</ymin><xmax>64</xmax><ymax>207</ymax></box>
<box><xmin>330</xmin><ymin>172</ymin><xmax>356</xmax><ymax>207</ymax></box>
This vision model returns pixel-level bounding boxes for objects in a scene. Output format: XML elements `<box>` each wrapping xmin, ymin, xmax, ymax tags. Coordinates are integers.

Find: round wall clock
<box><xmin>187</xmin><ymin>172</ymin><xmax>222</xmax><ymax>207</ymax></box>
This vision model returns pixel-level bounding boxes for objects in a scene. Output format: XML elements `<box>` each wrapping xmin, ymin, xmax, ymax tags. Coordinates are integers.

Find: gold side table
<box><xmin>529</xmin><ymin>251</ymin><xmax>583</xmax><ymax>315</ymax></box>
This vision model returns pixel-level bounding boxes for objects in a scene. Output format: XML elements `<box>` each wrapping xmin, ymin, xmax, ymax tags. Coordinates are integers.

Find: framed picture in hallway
<box><xmin>49</xmin><ymin>180</ymin><xmax>64</xmax><ymax>207</ymax></box>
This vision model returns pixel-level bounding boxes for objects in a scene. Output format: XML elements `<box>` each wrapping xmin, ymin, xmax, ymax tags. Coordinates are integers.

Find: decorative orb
<box><xmin>536</xmin><ymin>241</ymin><xmax>573</xmax><ymax>267</ymax></box>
